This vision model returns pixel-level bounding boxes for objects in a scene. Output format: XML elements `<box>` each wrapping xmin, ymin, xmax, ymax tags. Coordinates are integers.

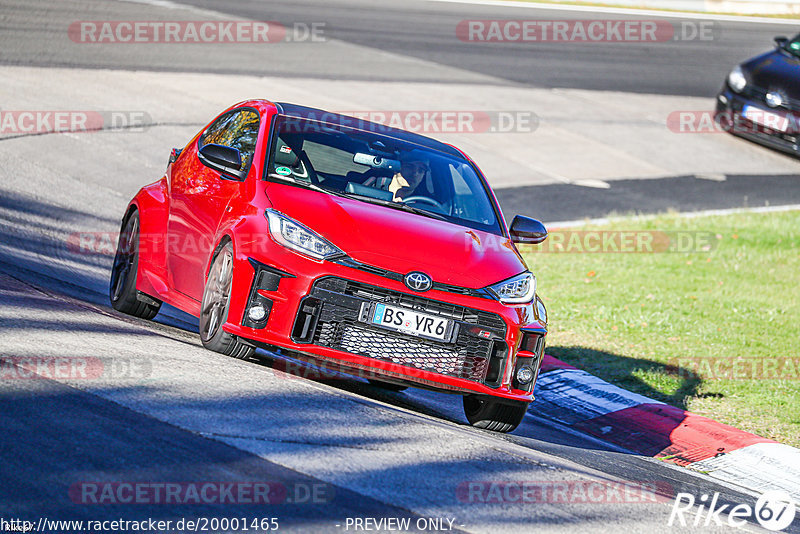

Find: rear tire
<box><xmin>463</xmin><ymin>395</ymin><xmax>528</xmax><ymax>433</ymax></box>
<box><xmin>109</xmin><ymin>211</ymin><xmax>161</xmax><ymax>319</ymax></box>
<box><xmin>199</xmin><ymin>242</ymin><xmax>254</xmax><ymax>360</ymax></box>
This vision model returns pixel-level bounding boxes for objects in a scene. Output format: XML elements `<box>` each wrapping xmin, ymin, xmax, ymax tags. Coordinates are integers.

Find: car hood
<box><xmin>266</xmin><ymin>183</ymin><xmax>527</xmax><ymax>288</ymax></box>
<box><xmin>743</xmin><ymin>49</ymin><xmax>800</xmax><ymax>96</ymax></box>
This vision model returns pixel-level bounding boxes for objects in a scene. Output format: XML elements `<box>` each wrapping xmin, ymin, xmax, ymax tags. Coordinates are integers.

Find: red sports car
<box><xmin>110</xmin><ymin>100</ymin><xmax>548</xmax><ymax>432</ymax></box>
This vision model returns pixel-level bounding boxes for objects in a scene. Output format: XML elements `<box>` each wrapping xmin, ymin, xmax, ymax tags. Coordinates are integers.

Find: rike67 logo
<box><xmin>669</xmin><ymin>490</ymin><xmax>796</xmax><ymax>531</ymax></box>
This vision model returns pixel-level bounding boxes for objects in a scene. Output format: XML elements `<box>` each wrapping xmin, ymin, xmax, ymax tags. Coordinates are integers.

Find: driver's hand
<box><xmin>389</xmin><ymin>172</ymin><xmax>411</xmax><ymax>202</ymax></box>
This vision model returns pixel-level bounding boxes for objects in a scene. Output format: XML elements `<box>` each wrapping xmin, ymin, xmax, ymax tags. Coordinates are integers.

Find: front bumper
<box><xmin>716</xmin><ymin>86</ymin><xmax>800</xmax><ymax>157</ymax></box>
<box><xmin>222</xmin><ymin>248</ymin><xmax>545</xmax><ymax>402</ymax></box>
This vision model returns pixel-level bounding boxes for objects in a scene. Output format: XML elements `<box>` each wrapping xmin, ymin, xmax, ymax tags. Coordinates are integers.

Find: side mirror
<box><xmin>199</xmin><ymin>143</ymin><xmax>244</xmax><ymax>179</ymax></box>
<box><xmin>510</xmin><ymin>215</ymin><xmax>547</xmax><ymax>244</ymax></box>
<box><xmin>775</xmin><ymin>36</ymin><xmax>789</xmax><ymax>48</ymax></box>
<box><xmin>166</xmin><ymin>147</ymin><xmax>183</xmax><ymax>170</ymax></box>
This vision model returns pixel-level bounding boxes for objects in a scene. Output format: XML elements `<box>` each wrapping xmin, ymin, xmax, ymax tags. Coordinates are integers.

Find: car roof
<box><xmin>273</xmin><ymin>102</ymin><xmax>462</xmax><ymax>158</ymax></box>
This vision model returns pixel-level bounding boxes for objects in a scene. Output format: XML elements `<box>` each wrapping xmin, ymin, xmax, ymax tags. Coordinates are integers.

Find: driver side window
<box><xmin>199</xmin><ymin>109</ymin><xmax>260</xmax><ymax>177</ymax></box>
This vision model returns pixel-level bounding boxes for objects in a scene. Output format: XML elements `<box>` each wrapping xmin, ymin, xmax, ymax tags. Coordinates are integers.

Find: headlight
<box><xmin>487</xmin><ymin>272</ymin><xmax>536</xmax><ymax>304</ymax></box>
<box><xmin>265</xmin><ymin>209</ymin><xmax>343</xmax><ymax>260</ymax></box>
<box><xmin>727</xmin><ymin>65</ymin><xmax>747</xmax><ymax>93</ymax></box>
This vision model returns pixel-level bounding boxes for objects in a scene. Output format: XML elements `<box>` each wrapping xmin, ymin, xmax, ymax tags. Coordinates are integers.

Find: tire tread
<box><xmin>199</xmin><ymin>242</ymin><xmax>255</xmax><ymax>361</ymax></box>
<box><xmin>463</xmin><ymin>395</ymin><xmax>528</xmax><ymax>433</ymax></box>
<box><xmin>110</xmin><ymin>212</ymin><xmax>162</xmax><ymax>320</ymax></box>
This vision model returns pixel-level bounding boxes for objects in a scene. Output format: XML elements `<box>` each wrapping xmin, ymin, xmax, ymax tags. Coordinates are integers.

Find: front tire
<box><xmin>109</xmin><ymin>211</ymin><xmax>161</xmax><ymax>319</ymax></box>
<box><xmin>199</xmin><ymin>242</ymin><xmax>254</xmax><ymax>360</ymax></box>
<box><xmin>463</xmin><ymin>395</ymin><xmax>528</xmax><ymax>433</ymax></box>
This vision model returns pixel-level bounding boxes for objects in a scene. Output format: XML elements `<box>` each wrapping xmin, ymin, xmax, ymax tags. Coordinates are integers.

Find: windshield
<box><xmin>265</xmin><ymin>115</ymin><xmax>503</xmax><ymax>235</ymax></box>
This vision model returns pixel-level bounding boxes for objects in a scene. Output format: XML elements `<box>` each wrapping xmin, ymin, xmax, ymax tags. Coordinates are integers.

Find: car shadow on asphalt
<box><xmin>536</xmin><ymin>345</ymin><xmax>727</xmax><ymax>460</ymax></box>
<box><xmin>546</xmin><ymin>345</ymin><xmax>704</xmax><ymax>410</ymax></box>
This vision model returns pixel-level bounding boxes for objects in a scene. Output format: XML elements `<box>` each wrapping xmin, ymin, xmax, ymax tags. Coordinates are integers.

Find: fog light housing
<box><xmin>521</xmin><ymin>332</ymin><xmax>544</xmax><ymax>354</ymax></box>
<box><xmin>242</xmin><ymin>259</ymin><xmax>286</xmax><ymax>329</ymax></box>
<box><xmin>248</xmin><ymin>305</ymin><xmax>267</xmax><ymax>322</ymax></box>
<box><xmin>516</xmin><ymin>365</ymin><xmax>534</xmax><ymax>385</ymax></box>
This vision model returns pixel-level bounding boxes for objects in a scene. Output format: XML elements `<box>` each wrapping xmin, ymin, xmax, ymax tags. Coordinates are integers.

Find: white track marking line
<box><xmin>546</xmin><ymin>203</ymin><xmax>800</xmax><ymax>228</ymax></box>
<box><xmin>426</xmin><ymin>0</ymin><xmax>800</xmax><ymax>24</ymax></box>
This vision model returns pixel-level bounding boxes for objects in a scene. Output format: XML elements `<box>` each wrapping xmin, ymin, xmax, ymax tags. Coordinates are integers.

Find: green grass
<box><xmin>521</xmin><ymin>209</ymin><xmax>800</xmax><ymax>447</ymax></box>
<box><xmin>505</xmin><ymin>0</ymin><xmax>800</xmax><ymax>18</ymax></box>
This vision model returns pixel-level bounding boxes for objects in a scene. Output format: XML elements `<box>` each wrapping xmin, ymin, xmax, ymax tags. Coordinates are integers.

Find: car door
<box><xmin>167</xmin><ymin>108</ymin><xmax>260</xmax><ymax>301</ymax></box>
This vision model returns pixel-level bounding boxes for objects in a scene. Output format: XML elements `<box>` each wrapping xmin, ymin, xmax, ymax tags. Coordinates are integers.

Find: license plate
<box><xmin>361</xmin><ymin>302</ymin><xmax>454</xmax><ymax>342</ymax></box>
<box><xmin>743</xmin><ymin>105</ymin><xmax>789</xmax><ymax>132</ymax></box>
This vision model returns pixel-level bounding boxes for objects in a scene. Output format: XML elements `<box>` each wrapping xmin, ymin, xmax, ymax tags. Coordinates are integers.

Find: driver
<box><xmin>389</xmin><ymin>150</ymin><xmax>430</xmax><ymax>202</ymax></box>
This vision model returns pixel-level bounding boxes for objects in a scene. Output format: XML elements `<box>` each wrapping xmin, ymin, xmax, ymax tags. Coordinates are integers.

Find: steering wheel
<box><xmin>402</xmin><ymin>195</ymin><xmax>448</xmax><ymax>214</ymax></box>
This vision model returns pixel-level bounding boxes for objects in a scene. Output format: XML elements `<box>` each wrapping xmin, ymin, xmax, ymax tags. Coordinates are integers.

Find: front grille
<box><xmin>338</xmin><ymin>324</ymin><xmax>488</xmax><ymax>379</ymax></box>
<box><xmin>743</xmin><ymin>84</ymin><xmax>800</xmax><ymax>112</ymax></box>
<box><xmin>315</xmin><ymin>277</ymin><xmax>505</xmax><ymax>330</ymax></box>
<box><xmin>296</xmin><ymin>277</ymin><xmax>507</xmax><ymax>384</ymax></box>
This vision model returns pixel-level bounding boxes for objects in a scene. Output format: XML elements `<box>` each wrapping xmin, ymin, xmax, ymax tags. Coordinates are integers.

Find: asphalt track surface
<box><xmin>3</xmin><ymin>0</ymin><xmax>797</xmax><ymax>97</ymax></box>
<box><xmin>167</xmin><ymin>0</ymin><xmax>794</xmax><ymax>96</ymax></box>
<box><xmin>0</xmin><ymin>0</ymin><xmax>798</xmax><ymax>532</ymax></box>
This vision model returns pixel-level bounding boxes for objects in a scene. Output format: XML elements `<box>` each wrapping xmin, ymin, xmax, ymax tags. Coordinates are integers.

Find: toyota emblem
<box><xmin>766</xmin><ymin>91</ymin><xmax>784</xmax><ymax>108</ymax></box>
<box><xmin>404</xmin><ymin>271</ymin><xmax>432</xmax><ymax>292</ymax></box>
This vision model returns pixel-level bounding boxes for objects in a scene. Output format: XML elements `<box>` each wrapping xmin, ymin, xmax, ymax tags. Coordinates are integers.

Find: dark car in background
<box><xmin>716</xmin><ymin>33</ymin><xmax>800</xmax><ymax>156</ymax></box>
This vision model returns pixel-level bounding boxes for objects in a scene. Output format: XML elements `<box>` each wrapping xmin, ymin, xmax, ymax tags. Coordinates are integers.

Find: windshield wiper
<box><xmin>391</xmin><ymin>202</ymin><xmax>448</xmax><ymax>221</ymax></box>
<box><xmin>350</xmin><ymin>195</ymin><xmax>448</xmax><ymax>221</ymax></box>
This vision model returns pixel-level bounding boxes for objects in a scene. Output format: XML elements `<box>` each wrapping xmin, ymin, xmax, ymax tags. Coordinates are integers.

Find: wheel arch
<box><xmin>128</xmin><ymin>178</ymin><xmax>169</xmax><ymax>298</ymax></box>
<box><xmin>204</xmin><ymin>231</ymin><xmax>252</xmax><ymax>329</ymax></box>
<box><xmin>205</xmin><ymin>210</ymin><xmax>272</xmax><ymax>332</ymax></box>
<box><xmin>205</xmin><ymin>234</ymin><xmax>234</xmax><ymax>277</ymax></box>
<box><xmin>121</xmin><ymin>203</ymin><xmax>138</xmax><ymax>224</ymax></box>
